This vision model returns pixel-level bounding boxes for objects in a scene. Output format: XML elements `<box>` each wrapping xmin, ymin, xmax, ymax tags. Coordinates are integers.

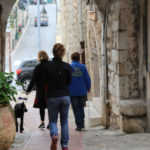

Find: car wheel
<box><xmin>22</xmin><ymin>78</ymin><xmax>31</xmax><ymax>91</ymax></box>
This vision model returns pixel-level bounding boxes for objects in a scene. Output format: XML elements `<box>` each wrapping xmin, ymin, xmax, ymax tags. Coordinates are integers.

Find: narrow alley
<box><xmin>1</xmin><ymin>0</ymin><xmax>150</xmax><ymax>150</ymax></box>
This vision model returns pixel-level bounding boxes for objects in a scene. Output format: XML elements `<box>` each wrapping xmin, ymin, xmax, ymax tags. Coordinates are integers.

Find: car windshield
<box><xmin>32</xmin><ymin>61</ymin><xmax>39</xmax><ymax>67</ymax></box>
<box><xmin>21</xmin><ymin>60</ymin><xmax>39</xmax><ymax>68</ymax></box>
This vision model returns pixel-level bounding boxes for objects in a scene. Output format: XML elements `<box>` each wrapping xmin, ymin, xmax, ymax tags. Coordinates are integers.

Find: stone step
<box><xmin>92</xmin><ymin>97</ymin><xmax>102</xmax><ymax>114</ymax></box>
<box><xmin>84</xmin><ymin>101</ymin><xmax>102</xmax><ymax>127</ymax></box>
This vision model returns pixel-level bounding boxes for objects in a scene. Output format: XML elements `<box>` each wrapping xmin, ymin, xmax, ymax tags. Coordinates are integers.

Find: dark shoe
<box><xmin>75</xmin><ymin>127</ymin><xmax>82</xmax><ymax>131</ymax></box>
<box><xmin>39</xmin><ymin>123</ymin><xmax>45</xmax><ymax>128</ymax></box>
<box><xmin>20</xmin><ymin>127</ymin><xmax>24</xmax><ymax>133</ymax></box>
<box><xmin>16</xmin><ymin>127</ymin><xmax>18</xmax><ymax>132</ymax></box>
<box><xmin>81</xmin><ymin>124</ymin><xmax>85</xmax><ymax>129</ymax></box>
<box><xmin>47</xmin><ymin>124</ymin><xmax>49</xmax><ymax>130</ymax></box>
<box><xmin>62</xmin><ymin>147</ymin><xmax>68</xmax><ymax>150</ymax></box>
<box><xmin>51</xmin><ymin>135</ymin><xmax>59</xmax><ymax>150</ymax></box>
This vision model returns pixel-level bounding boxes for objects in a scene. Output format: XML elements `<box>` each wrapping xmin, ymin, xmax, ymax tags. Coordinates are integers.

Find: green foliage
<box><xmin>0</xmin><ymin>72</ymin><xmax>19</xmax><ymax>104</ymax></box>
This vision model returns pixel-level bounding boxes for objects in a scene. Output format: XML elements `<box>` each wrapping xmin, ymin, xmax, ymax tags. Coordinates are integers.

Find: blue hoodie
<box><xmin>69</xmin><ymin>61</ymin><xmax>91</xmax><ymax>96</ymax></box>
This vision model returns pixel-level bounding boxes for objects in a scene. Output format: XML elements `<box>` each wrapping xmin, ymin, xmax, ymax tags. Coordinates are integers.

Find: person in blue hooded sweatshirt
<box><xmin>69</xmin><ymin>52</ymin><xmax>91</xmax><ymax>131</ymax></box>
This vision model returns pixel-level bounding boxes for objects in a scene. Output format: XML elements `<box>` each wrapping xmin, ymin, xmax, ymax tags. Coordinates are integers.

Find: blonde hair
<box><xmin>38</xmin><ymin>50</ymin><xmax>49</xmax><ymax>62</ymax></box>
<box><xmin>53</xmin><ymin>43</ymin><xmax>65</xmax><ymax>58</ymax></box>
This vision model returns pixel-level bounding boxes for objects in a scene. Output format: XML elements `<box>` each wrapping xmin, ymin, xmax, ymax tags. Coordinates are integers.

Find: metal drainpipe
<box><xmin>102</xmin><ymin>0</ymin><xmax>109</xmax><ymax>128</ymax></box>
<box><xmin>78</xmin><ymin>0</ymin><xmax>85</xmax><ymax>64</ymax></box>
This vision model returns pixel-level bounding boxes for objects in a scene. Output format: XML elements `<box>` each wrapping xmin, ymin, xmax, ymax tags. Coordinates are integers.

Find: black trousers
<box><xmin>39</xmin><ymin>108</ymin><xmax>45</xmax><ymax>121</ymax></box>
<box><xmin>70</xmin><ymin>96</ymin><xmax>86</xmax><ymax>128</ymax></box>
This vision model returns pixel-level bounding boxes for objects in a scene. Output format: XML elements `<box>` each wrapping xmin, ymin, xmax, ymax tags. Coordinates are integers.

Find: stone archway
<box><xmin>0</xmin><ymin>0</ymin><xmax>16</xmax><ymax>71</ymax></box>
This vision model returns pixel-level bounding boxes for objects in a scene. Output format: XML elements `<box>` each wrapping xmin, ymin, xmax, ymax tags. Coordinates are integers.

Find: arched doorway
<box><xmin>1</xmin><ymin>0</ymin><xmax>105</xmax><ymax>129</ymax></box>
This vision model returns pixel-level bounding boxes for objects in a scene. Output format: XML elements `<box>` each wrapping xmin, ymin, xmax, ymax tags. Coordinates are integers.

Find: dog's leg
<box><xmin>20</xmin><ymin>116</ymin><xmax>24</xmax><ymax>133</ymax></box>
<box><xmin>15</xmin><ymin>115</ymin><xmax>18</xmax><ymax>132</ymax></box>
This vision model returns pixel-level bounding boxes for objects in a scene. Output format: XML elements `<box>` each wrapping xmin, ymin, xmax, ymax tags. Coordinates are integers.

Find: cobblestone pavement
<box><xmin>10</xmin><ymin>91</ymin><xmax>150</xmax><ymax>150</ymax></box>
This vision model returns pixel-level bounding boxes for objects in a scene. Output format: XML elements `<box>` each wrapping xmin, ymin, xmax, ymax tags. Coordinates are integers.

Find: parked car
<box><xmin>34</xmin><ymin>16</ymin><xmax>48</xmax><ymax>27</ymax></box>
<box><xmin>31</xmin><ymin>0</ymin><xmax>46</xmax><ymax>5</ymax></box>
<box><xmin>16</xmin><ymin>59</ymin><xmax>39</xmax><ymax>91</ymax></box>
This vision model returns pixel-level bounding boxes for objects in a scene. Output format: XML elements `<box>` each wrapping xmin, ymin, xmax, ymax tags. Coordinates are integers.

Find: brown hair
<box><xmin>53</xmin><ymin>43</ymin><xmax>65</xmax><ymax>58</ymax></box>
<box><xmin>71</xmin><ymin>52</ymin><xmax>80</xmax><ymax>61</ymax></box>
<box><xmin>38</xmin><ymin>50</ymin><xmax>49</xmax><ymax>62</ymax></box>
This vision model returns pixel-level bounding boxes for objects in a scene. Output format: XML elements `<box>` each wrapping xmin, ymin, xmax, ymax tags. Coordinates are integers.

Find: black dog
<box><xmin>14</xmin><ymin>102</ymin><xmax>28</xmax><ymax>132</ymax></box>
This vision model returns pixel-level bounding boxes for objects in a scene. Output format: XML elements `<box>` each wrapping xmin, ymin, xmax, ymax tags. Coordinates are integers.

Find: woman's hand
<box><xmin>25</xmin><ymin>92</ymin><xmax>30</xmax><ymax>95</ymax></box>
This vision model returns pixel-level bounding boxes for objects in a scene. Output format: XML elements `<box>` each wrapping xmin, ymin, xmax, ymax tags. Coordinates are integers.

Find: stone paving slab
<box><xmin>83</xmin><ymin>126</ymin><xmax>150</xmax><ymax>150</ymax></box>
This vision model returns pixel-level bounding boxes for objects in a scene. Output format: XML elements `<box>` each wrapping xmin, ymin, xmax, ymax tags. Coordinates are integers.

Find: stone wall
<box><xmin>60</xmin><ymin>0</ymin><xmax>80</xmax><ymax>63</ymax></box>
<box><xmin>59</xmin><ymin>0</ymin><xmax>146</xmax><ymax>132</ymax></box>
<box><xmin>104</xmin><ymin>0</ymin><xmax>145</xmax><ymax>131</ymax></box>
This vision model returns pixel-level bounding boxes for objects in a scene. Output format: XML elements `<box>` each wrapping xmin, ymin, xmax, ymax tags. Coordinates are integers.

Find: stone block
<box><xmin>120</xmin><ymin>100</ymin><xmax>147</xmax><ymax>116</ymax></box>
<box><xmin>122</xmin><ymin>116</ymin><xmax>145</xmax><ymax>133</ymax></box>
<box><xmin>108</xmin><ymin>84</ymin><xmax>113</xmax><ymax>95</ymax></box>
<box><xmin>117</xmin><ymin>31</ymin><xmax>129</xmax><ymax>50</ymax></box>
<box><xmin>113</xmin><ymin>21</ymin><xmax>119</xmax><ymax>31</ymax></box>
<box><xmin>115</xmin><ymin>75</ymin><xmax>129</xmax><ymax>98</ymax></box>
<box><xmin>84</xmin><ymin>101</ymin><xmax>102</xmax><ymax>127</ymax></box>
<box><xmin>112</xmin><ymin>49</ymin><xmax>129</xmax><ymax>63</ymax></box>
<box><xmin>108</xmin><ymin>63</ymin><xmax>117</xmax><ymax>72</ymax></box>
<box><xmin>118</xmin><ymin>50</ymin><xmax>129</xmax><ymax>63</ymax></box>
<box><xmin>112</xmin><ymin>104</ymin><xmax>120</xmax><ymax>116</ymax></box>
<box><xmin>116</xmin><ymin>63</ymin><xmax>127</xmax><ymax>75</ymax></box>
<box><xmin>112</xmin><ymin>49</ymin><xmax>118</xmax><ymax>62</ymax></box>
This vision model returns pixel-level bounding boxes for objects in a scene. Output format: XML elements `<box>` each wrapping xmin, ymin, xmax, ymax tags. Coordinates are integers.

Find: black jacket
<box><xmin>27</xmin><ymin>60</ymin><xmax>48</xmax><ymax>109</ymax></box>
<box><xmin>44</xmin><ymin>57</ymin><xmax>71</xmax><ymax>98</ymax></box>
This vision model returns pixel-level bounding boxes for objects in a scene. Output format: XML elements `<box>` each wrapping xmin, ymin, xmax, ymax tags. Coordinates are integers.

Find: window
<box><xmin>22</xmin><ymin>61</ymin><xmax>33</xmax><ymax>67</ymax></box>
<box><xmin>32</xmin><ymin>61</ymin><xmax>39</xmax><ymax>67</ymax></box>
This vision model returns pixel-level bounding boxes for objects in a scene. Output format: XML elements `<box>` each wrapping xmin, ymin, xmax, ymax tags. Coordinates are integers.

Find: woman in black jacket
<box><xmin>26</xmin><ymin>50</ymin><xmax>49</xmax><ymax>128</ymax></box>
<box><xmin>45</xmin><ymin>43</ymin><xmax>71</xmax><ymax>150</ymax></box>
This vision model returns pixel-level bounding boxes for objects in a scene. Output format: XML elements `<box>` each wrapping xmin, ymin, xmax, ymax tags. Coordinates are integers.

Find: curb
<box><xmin>9</xmin><ymin>127</ymin><xmax>32</xmax><ymax>150</ymax></box>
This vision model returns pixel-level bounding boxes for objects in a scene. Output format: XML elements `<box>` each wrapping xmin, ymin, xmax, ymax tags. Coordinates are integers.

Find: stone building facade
<box><xmin>0</xmin><ymin>0</ymin><xmax>150</xmax><ymax>133</ymax></box>
<box><xmin>59</xmin><ymin>0</ymin><xmax>149</xmax><ymax>133</ymax></box>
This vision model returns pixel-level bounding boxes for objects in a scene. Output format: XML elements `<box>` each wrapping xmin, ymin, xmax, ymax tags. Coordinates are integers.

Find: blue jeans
<box><xmin>47</xmin><ymin>96</ymin><xmax>70</xmax><ymax>148</ymax></box>
<box><xmin>70</xmin><ymin>96</ymin><xmax>86</xmax><ymax>128</ymax></box>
